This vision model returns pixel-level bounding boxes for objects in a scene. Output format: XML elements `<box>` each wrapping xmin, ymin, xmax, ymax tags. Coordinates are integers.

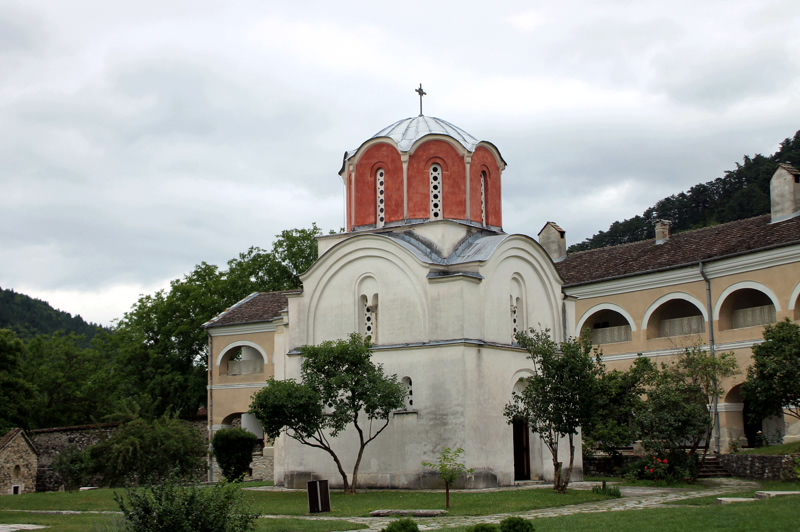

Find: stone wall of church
<box><xmin>0</xmin><ymin>434</ymin><xmax>38</xmax><ymax>495</ymax></box>
<box><xmin>719</xmin><ymin>453</ymin><xmax>800</xmax><ymax>481</ymax></box>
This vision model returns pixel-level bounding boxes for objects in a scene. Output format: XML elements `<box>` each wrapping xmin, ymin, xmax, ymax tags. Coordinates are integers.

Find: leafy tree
<box><xmin>582</xmin><ymin>356</ymin><xmax>654</xmax><ymax>456</ymax></box>
<box><xmin>212</xmin><ymin>427</ymin><xmax>258</xmax><ymax>481</ymax></box>
<box><xmin>103</xmin><ymin>224</ymin><xmax>323</xmax><ymax>419</ymax></box>
<box><xmin>51</xmin><ymin>446</ymin><xmax>92</xmax><ymax>491</ymax></box>
<box><xmin>0</xmin><ymin>287</ymin><xmax>104</xmax><ymax>343</ymax></box>
<box><xmin>504</xmin><ymin>329</ymin><xmax>600</xmax><ymax>493</ymax></box>
<box><xmin>250</xmin><ymin>334</ymin><xmax>405</xmax><ymax>494</ymax></box>
<box><xmin>742</xmin><ymin>318</ymin><xmax>800</xmax><ymax>423</ymax></box>
<box><xmin>116</xmin><ymin>476</ymin><xmax>258</xmax><ymax>532</ymax></box>
<box><xmin>22</xmin><ymin>332</ymin><xmax>113</xmax><ymax>429</ymax></box>
<box><xmin>0</xmin><ymin>329</ymin><xmax>34</xmax><ymax>433</ymax></box>
<box><xmin>422</xmin><ymin>447</ymin><xmax>473</xmax><ymax>509</ymax></box>
<box><xmin>87</xmin><ymin>413</ymin><xmax>206</xmax><ymax>487</ymax></box>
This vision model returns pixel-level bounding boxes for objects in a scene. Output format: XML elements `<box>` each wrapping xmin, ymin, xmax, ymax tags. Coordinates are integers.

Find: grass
<box><xmin>0</xmin><ymin>486</ymin><xmax>612</xmax><ymax>517</ymax></box>
<box><xmin>736</xmin><ymin>440</ymin><xmax>800</xmax><ymax>455</ymax></box>
<box><xmin>670</xmin><ymin>480</ymin><xmax>800</xmax><ymax>506</ymax></box>
<box><xmin>429</xmin><ymin>494</ymin><xmax>800</xmax><ymax>531</ymax></box>
<box><xmin>0</xmin><ymin>512</ymin><xmax>367</xmax><ymax>532</ymax></box>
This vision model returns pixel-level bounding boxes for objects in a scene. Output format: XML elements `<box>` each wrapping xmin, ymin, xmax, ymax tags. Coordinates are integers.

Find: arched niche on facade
<box><xmin>216</xmin><ymin>341</ymin><xmax>268</xmax><ymax>377</ymax></box>
<box><xmin>576</xmin><ymin>303</ymin><xmax>636</xmax><ymax>345</ymax></box>
<box><xmin>715</xmin><ymin>284</ymin><xmax>778</xmax><ymax>331</ymax></box>
<box><xmin>643</xmin><ymin>294</ymin><xmax>706</xmax><ymax>339</ymax></box>
<box><xmin>791</xmin><ymin>281</ymin><xmax>800</xmax><ymax>321</ymax></box>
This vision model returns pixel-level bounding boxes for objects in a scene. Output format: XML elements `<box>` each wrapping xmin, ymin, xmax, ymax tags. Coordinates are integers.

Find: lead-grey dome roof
<box><xmin>372</xmin><ymin>115</ymin><xmax>480</xmax><ymax>152</ymax></box>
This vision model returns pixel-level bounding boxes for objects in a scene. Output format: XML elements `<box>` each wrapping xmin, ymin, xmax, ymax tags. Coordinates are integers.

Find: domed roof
<box><xmin>370</xmin><ymin>115</ymin><xmax>480</xmax><ymax>152</ymax></box>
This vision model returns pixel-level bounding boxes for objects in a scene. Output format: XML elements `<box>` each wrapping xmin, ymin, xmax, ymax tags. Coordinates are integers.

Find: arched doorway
<box><xmin>511</xmin><ymin>378</ymin><xmax>531</xmax><ymax>481</ymax></box>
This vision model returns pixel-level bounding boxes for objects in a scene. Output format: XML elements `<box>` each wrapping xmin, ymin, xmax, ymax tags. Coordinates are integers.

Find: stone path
<box><xmin>0</xmin><ymin>478</ymin><xmax>763</xmax><ymax>532</ymax></box>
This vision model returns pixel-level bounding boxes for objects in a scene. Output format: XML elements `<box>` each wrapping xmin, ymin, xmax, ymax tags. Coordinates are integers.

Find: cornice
<box><xmin>601</xmin><ymin>338</ymin><xmax>764</xmax><ymax>362</ymax></box>
<box><xmin>207</xmin><ymin>322</ymin><xmax>277</xmax><ymax>337</ymax></box>
<box><xmin>208</xmin><ymin>383</ymin><xmax>268</xmax><ymax>390</ymax></box>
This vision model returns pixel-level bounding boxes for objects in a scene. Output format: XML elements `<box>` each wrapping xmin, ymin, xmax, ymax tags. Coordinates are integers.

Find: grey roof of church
<box><xmin>384</xmin><ymin>230</ymin><xmax>509</xmax><ymax>266</ymax></box>
<box><xmin>555</xmin><ymin>213</ymin><xmax>800</xmax><ymax>287</ymax></box>
<box><xmin>370</xmin><ymin>116</ymin><xmax>480</xmax><ymax>152</ymax></box>
<box><xmin>202</xmin><ymin>291</ymin><xmax>295</xmax><ymax>328</ymax></box>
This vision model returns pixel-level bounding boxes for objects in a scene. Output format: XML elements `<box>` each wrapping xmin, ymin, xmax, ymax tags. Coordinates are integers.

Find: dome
<box><xmin>370</xmin><ymin>115</ymin><xmax>480</xmax><ymax>153</ymax></box>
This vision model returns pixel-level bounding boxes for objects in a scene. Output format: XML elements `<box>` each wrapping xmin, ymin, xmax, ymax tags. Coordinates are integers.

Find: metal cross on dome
<box><xmin>416</xmin><ymin>83</ymin><xmax>426</xmax><ymax>116</ymax></box>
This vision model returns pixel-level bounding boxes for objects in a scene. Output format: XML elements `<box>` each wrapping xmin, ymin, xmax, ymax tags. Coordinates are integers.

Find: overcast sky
<box><xmin>2</xmin><ymin>0</ymin><xmax>799</xmax><ymax>326</ymax></box>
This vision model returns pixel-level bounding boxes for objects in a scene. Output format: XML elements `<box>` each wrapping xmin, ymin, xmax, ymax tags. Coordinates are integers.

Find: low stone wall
<box><xmin>30</xmin><ymin>423</ymin><xmax>119</xmax><ymax>492</ymax></box>
<box><xmin>583</xmin><ymin>456</ymin><xmax>637</xmax><ymax>477</ymax></box>
<box><xmin>719</xmin><ymin>453</ymin><xmax>800</xmax><ymax>481</ymax></box>
<box><xmin>210</xmin><ymin>447</ymin><xmax>274</xmax><ymax>482</ymax></box>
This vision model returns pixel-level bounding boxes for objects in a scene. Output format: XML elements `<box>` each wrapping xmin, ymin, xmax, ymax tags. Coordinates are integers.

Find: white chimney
<box><xmin>770</xmin><ymin>163</ymin><xmax>800</xmax><ymax>222</ymax></box>
<box><xmin>538</xmin><ymin>222</ymin><xmax>567</xmax><ymax>261</ymax></box>
<box><xmin>655</xmin><ymin>220</ymin><xmax>671</xmax><ymax>244</ymax></box>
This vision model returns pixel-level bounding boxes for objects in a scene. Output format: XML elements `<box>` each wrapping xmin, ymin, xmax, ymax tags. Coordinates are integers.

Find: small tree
<box><xmin>212</xmin><ymin>427</ymin><xmax>258</xmax><ymax>481</ymax></box>
<box><xmin>422</xmin><ymin>447</ymin><xmax>473</xmax><ymax>509</ymax></box>
<box><xmin>504</xmin><ymin>328</ymin><xmax>600</xmax><ymax>493</ymax></box>
<box><xmin>88</xmin><ymin>413</ymin><xmax>206</xmax><ymax>486</ymax></box>
<box><xmin>250</xmin><ymin>334</ymin><xmax>405</xmax><ymax>493</ymax></box>
<box><xmin>52</xmin><ymin>446</ymin><xmax>92</xmax><ymax>491</ymax></box>
<box><xmin>742</xmin><ymin>318</ymin><xmax>800</xmax><ymax>423</ymax></box>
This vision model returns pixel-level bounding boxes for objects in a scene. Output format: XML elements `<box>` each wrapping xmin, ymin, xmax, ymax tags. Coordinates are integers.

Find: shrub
<box><xmin>468</xmin><ymin>524</ymin><xmax>499</xmax><ymax>532</ymax></box>
<box><xmin>500</xmin><ymin>516</ymin><xmax>535</xmax><ymax>532</ymax></box>
<box><xmin>212</xmin><ymin>427</ymin><xmax>258</xmax><ymax>481</ymax></box>
<box><xmin>52</xmin><ymin>446</ymin><xmax>92</xmax><ymax>491</ymax></box>
<box><xmin>591</xmin><ymin>485</ymin><xmax>622</xmax><ymax>498</ymax></box>
<box><xmin>89</xmin><ymin>414</ymin><xmax>206</xmax><ymax>487</ymax></box>
<box><xmin>115</xmin><ymin>477</ymin><xmax>258</xmax><ymax>532</ymax></box>
<box><xmin>622</xmin><ymin>452</ymin><xmax>698</xmax><ymax>484</ymax></box>
<box><xmin>381</xmin><ymin>518</ymin><xmax>419</xmax><ymax>532</ymax></box>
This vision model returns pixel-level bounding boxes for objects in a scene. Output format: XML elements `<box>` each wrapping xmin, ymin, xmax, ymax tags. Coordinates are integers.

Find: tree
<box><xmin>103</xmin><ymin>225</ymin><xmax>323</xmax><ymax>419</ymax></box>
<box><xmin>582</xmin><ymin>356</ymin><xmax>654</xmax><ymax>456</ymax></box>
<box><xmin>212</xmin><ymin>427</ymin><xmax>258</xmax><ymax>481</ymax></box>
<box><xmin>0</xmin><ymin>329</ymin><xmax>34</xmax><ymax>433</ymax></box>
<box><xmin>250</xmin><ymin>334</ymin><xmax>405</xmax><ymax>493</ymax></box>
<box><xmin>742</xmin><ymin>318</ymin><xmax>800</xmax><ymax>423</ymax></box>
<box><xmin>504</xmin><ymin>329</ymin><xmax>600</xmax><ymax>493</ymax></box>
<box><xmin>421</xmin><ymin>447</ymin><xmax>473</xmax><ymax>509</ymax></box>
<box><xmin>87</xmin><ymin>413</ymin><xmax>206</xmax><ymax>487</ymax></box>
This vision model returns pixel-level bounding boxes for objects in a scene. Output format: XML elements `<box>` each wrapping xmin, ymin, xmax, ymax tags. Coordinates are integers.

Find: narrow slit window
<box><xmin>402</xmin><ymin>376</ymin><xmax>413</xmax><ymax>409</ymax></box>
<box><xmin>430</xmin><ymin>164</ymin><xmax>442</xmax><ymax>219</ymax></box>
<box><xmin>361</xmin><ymin>294</ymin><xmax>377</xmax><ymax>342</ymax></box>
<box><xmin>376</xmin><ymin>169</ymin><xmax>385</xmax><ymax>227</ymax></box>
<box><xmin>480</xmin><ymin>171</ymin><xmax>486</xmax><ymax>226</ymax></box>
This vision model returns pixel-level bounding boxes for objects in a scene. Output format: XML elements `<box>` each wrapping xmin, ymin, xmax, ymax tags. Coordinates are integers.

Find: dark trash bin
<box><xmin>307</xmin><ymin>479</ymin><xmax>331</xmax><ymax>513</ymax></box>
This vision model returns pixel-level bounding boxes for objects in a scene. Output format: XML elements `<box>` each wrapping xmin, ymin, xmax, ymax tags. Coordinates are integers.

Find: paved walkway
<box><xmin>0</xmin><ymin>478</ymin><xmax>762</xmax><ymax>532</ymax></box>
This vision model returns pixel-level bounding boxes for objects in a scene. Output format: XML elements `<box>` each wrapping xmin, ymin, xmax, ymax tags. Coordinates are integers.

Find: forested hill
<box><xmin>568</xmin><ymin>130</ymin><xmax>800</xmax><ymax>253</ymax></box>
<box><xmin>0</xmin><ymin>287</ymin><xmax>105</xmax><ymax>342</ymax></box>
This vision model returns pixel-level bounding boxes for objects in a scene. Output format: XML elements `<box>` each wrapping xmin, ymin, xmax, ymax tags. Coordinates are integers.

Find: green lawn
<box><xmin>0</xmin><ymin>486</ymin><xmax>611</xmax><ymax>517</ymax></box>
<box><xmin>0</xmin><ymin>512</ymin><xmax>367</xmax><ymax>532</ymax></box>
<box><xmin>736</xmin><ymin>440</ymin><xmax>800</xmax><ymax>455</ymax></box>
<box><xmin>670</xmin><ymin>480</ymin><xmax>800</xmax><ymax>506</ymax></box>
<box><xmin>430</xmin><ymin>495</ymin><xmax>799</xmax><ymax>531</ymax></box>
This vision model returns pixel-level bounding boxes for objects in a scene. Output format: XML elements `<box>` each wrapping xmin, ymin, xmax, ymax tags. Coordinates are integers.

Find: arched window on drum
<box><xmin>430</xmin><ymin>164</ymin><xmax>442</xmax><ymax>219</ymax></box>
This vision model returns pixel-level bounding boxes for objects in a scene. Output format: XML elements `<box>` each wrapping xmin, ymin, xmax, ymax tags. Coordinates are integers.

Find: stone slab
<box><xmin>754</xmin><ymin>491</ymin><xmax>800</xmax><ymax>499</ymax></box>
<box><xmin>0</xmin><ymin>526</ymin><xmax>48</xmax><ymax>531</ymax></box>
<box><xmin>369</xmin><ymin>510</ymin><xmax>448</xmax><ymax>517</ymax></box>
<box><xmin>716</xmin><ymin>497</ymin><xmax>758</xmax><ymax>504</ymax></box>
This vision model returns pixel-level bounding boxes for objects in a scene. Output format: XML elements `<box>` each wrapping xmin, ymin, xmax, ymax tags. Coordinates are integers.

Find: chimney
<box><xmin>770</xmin><ymin>162</ymin><xmax>800</xmax><ymax>222</ymax></box>
<box><xmin>655</xmin><ymin>220</ymin><xmax>671</xmax><ymax>244</ymax></box>
<box><xmin>538</xmin><ymin>222</ymin><xmax>567</xmax><ymax>261</ymax></box>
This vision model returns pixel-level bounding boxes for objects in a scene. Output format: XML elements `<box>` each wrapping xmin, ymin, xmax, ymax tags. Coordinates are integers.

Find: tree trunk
<box><xmin>560</xmin><ymin>433</ymin><xmax>576</xmax><ymax>493</ymax></box>
<box><xmin>445</xmin><ymin>481</ymin><xmax>450</xmax><ymax>509</ymax></box>
<box><xmin>552</xmin><ymin>458</ymin><xmax>563</xmax><ymax>493</ymax></box>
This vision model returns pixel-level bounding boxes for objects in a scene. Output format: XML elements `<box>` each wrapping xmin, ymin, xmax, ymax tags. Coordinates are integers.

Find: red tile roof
<box><xmin>203</xmin><ymin>291</ymin><xmax>296</xmax><ymax>328</ymax></box>
<box><xmin>556</xmin><ymin>214</ymin><xmax>800</xmax><ymax>286</ymax></box>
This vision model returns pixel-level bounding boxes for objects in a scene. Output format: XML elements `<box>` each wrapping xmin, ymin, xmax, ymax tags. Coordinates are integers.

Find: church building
<box><xmin>204</xmin><ymin>104</ymin><xmax>800</xmax><ymax>487</ymax></box>
<box><xmin>204</xmin><ymin>111</ymin><xmax>572</xmax><ymax>488</ymax></box>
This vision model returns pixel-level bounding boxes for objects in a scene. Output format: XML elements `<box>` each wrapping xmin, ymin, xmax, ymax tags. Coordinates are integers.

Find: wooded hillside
<box><xmin>0</xmin><ymin>287</ymin><xmax>104</xmax><ymax>343</ymax></box>
<box><xmin>568</xmin><ymin>130</ymin><xmax>800</xmax><ymax>252</ymax></box>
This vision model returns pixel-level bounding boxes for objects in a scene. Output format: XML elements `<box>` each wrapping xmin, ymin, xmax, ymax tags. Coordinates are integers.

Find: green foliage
<box><xmin>102</xmin><ymin>224</ymin><xmax>323</xmax><ymax>419</ymax></box>
<box><xmin>467</xmin><ymin>524</ymin><xmax>499</xmax><ymax>532</ymax></box>
<box><xmin>582</xmin><ymin>356</ymin><xmax>654</xmax><ymax>456</ymax></box>
<box><xmin>250</xmin><ymin>333</ymin><xmax>405</xmax><ymax>493</ymax></box>
<box><xmin>115</xmin><ymin>477</ymin><xmax>258</xmax><ymax>532</ymax></box>
<box><xmin>499</xmin><ymin>516</ymin><xmax>536</xmax><ymax>532</ymax></box>
<box><xmin>88</xmin><ymin>414</ymin><xmax>205</xmax><ymax>487</ymax></box>
<box><xmin>52</xmin><ymin>446</ymin><xmax>93</xmax><ymax>491</ymax></box>
<box><xmin>211</xmin><ymin>427</ymin><xmax>258</xmax><ymax>481</ymax></box>
<box><xmin>381</xmin><ymin>518</ymin><xmax>419</xmax><ymax>532</ymax></box>
<box><xmin>422</xmin><ymin>447</ymin><xmax>474</xmax><ymax>509</ymax></box>
<box><xmin>635</xmin><ymin>346</ymin><xmax>738</xmax><ymax>459</ymax></box>
<box><xmin>0</xmin><ymin>329</ymin><xmax>34</xmax><ymax>433</ymax></box>
<box><xmin>742</xmin><ymin>319</ymin><xmax>800</xmax><ymax>423</ymax></box>
<box><xmin>591</xmin><ymin>485</ymin><xmax>622</xmax><ymax>498</ymax></box>
<box><xmin>504</xmin><ymin>329</ymin><xmax>601</xmax><ymax>493</ymax></box>
<box><xmin>568</xmin><ymin>130</ymin><xmax>800</xmax><ymax>252</ymax></box>
<box><xmin>624</xmin><ymin>453</ymin><xmax>699</xmax><ymax>485</ymax></box>
<box><xmin>22</xmin><ymin>332</ymin><xmax>114</xmax><ymax>429</ymax></box>
<box><xmin>0</xmin><ymin>287</ymin><xmax>104</xmax><ymax>343</ymax></box>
